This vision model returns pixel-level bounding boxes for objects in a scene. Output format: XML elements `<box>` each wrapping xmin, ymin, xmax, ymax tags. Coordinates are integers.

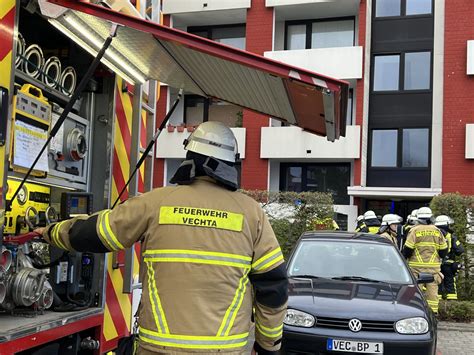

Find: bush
<box><xmin>241</xmin><ymin>190</ymin><xmax>334</xmax><ymax>257</ymax></box>
<box><xmin>430</xmin><ymin>193</ymin><xmax>474</xmax><ymax>300</ymax></box>
<box><xmin>438</xmin><ymin>300</ymin><xmax>474</xmax><ymax>322</ymax></box>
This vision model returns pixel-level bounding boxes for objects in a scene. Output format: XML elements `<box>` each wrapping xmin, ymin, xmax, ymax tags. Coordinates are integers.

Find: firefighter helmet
<box><xmin>363</xmin><ymin>210</ymin><xmax>378</xmax><ymax>221</ymax></box>
<box><xmin>417</xmin><ymin>207</ymin><xmax>433</xmax><ymax>220</ymax></box>
<box><xmin>434</xmin><ymin>215</ymin><xmax>454</xmax><ymax>227</ymax></box>
<box><xmin>382</xmin><ymin>214</ymin><xmax>403</xmax><ymax>226</ymax></box>
<box><xmin>184</xmin><ymin>121</ymin><xmax>239</xmax><ymax>163</ymax></box>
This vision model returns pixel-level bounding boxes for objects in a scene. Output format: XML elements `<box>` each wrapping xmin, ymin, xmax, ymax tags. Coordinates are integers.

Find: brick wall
<box><xmin>443</xmin><ymin>1</ymin><xmax>474</xmax><ymax>194</ymax></box>
<box><xmin>240</xmin><ymin>1</ymin><xmax>273</xmax><ymax>190</ymax></box>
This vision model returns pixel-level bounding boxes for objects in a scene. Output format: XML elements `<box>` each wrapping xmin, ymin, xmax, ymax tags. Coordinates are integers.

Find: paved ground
<box><xmin>437</xmin><ymin>322</ymin><xmax>474</xmax><ymax>355</ymax></box>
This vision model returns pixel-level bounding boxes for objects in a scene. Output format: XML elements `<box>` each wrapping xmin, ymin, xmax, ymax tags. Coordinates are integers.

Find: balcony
<box><xmin>264</xmin><ymin>46</ymin><xmax>363</xmax><ymax>80</ymax></box>
<box><xmin>260</xmin><ymin>125</ymin><xmax>360</xmax><ymax>160</ymax></box>
<box><xmin>467</xmin><ymin>124</ymin><xmax>474</xmax><ymax>159</ymax></box>
<box><xmin>163</xmin><ymin>0</ymin><xmax>250</xmax><ymax>14</ymax></box>
<box><xmin>156</xmin><ymin>128</ymin><xmax>246</xmax><ymax>159</ymax></box>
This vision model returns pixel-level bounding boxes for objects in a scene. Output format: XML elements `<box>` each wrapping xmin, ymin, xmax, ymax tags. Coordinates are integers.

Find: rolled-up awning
<box><xmin>44</xmin><ymin>0</ymin><xmax>349</xmax><ymax>140</ymax></box>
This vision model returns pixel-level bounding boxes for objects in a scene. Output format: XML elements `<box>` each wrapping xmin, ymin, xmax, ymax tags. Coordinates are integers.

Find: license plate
<box><xmin>327</xmin><ymin>339</ymin><xmax>383</xmax><ymax>353</ymax></box>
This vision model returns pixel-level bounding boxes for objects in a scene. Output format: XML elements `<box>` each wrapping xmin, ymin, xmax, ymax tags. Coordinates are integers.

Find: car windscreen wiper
<box><xmin>289</xmin><ymin>275</ymin><xmax>333</xmax><ymax>281</ymax></box>
<box><xmin>331</xmin><ymin>276</ymin><xmax>385</xmax><ymax>283</ymax></box>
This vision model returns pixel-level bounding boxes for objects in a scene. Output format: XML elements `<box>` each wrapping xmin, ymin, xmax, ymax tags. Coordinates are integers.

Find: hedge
<box><xmin>438</xmin><ymin>300</ymin><xmax>474</xmax><ymax>322</ymax></box>
<box><xmin>241</xmin><ymin>190</ymin><xmax>334</xmax><ymax>257</ymax></box>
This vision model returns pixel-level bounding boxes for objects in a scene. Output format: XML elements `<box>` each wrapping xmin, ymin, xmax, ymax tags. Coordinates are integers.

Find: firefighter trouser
<box><xmin>413</xmin><ymin>270</ymin><xmax>442</xmax><ymax>314</ymax></box>
<box><xmin>438</xmin><ymin>263</ymin><xmax>458</xmax><ymax>300</ymax></box>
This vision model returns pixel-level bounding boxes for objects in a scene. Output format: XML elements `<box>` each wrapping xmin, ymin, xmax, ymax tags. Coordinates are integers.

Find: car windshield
<box><xmin>288</xmin><ymin>240</ymin><xmax>412</xmax><ymax>284</ymax></box>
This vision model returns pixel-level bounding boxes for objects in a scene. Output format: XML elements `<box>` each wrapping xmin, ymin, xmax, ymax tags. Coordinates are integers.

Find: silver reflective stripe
<box><xmin>218</xmin><ymin>273</ymin><xmax>249</xmax><ymax>336</ymax></box>
<box><xmin>144</xmin><ymin>252</ymin><xmax>251</xmax><ymax>268</ymax></box>
<box><xmin>98</xmin><ymin>211</ymin><xmax>121</xmax><ymax>251</ymax></box>
<box><xmin>139</xmin><ymin>330</ymin><xmax>248</xmax><ymax>346</ymax></box>
<box><xmin>252</xmin><ymin>249</ymin><xmax>283</xmax><ymax>271</ymax></box>
<box><xmin>191</xmin><ymin>136</ymin><xmax>235</xmax><ymax>151</ymax></box>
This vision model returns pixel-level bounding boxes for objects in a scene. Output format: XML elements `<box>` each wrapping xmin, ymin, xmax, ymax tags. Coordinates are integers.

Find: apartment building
<box><xmin>153</xmin><ymin>0</ymin><xmax>474</xmax><ymax>230</ymax></box>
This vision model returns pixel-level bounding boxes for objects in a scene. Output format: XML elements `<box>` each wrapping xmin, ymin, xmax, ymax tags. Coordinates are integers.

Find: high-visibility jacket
<box><xmin>357</xmin><ymin>221</ymin><xmax>381</xmax><ymax>234</ymax></box>
<box><xmin>379</xmin><ymin>231</ymin><xmax>397</xmax><ymax>246</ymax></box>
<box><xmin>442</xmin><ymin>231</ymin><xmax>464</xmax><ymax>264</ymax></box>
<box><xmin>43</xmin><ymin>177</ymin><xmax>288</xmax><ymax>353</ymax></box>
<box><xmin>404</xmin><ymin>224</ymin><xmax>448</xmax><ymax>273</ymax></box>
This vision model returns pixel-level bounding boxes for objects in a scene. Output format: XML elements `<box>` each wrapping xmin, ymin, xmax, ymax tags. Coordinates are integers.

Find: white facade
<box><xmin>261</xmin><ymin>126</ymin><xmax>360</xmax><ymax>160</ymax></box>
<box><xmin>162</xmin><ymin>0</ymin><xmax>250</xmax><ymax>14</ymax></box>
<box><xmin>466</xmin><ymin>124</ymin><xmax>474</xmax><ymax>159</ymax></box>
<box><xmin>264</xmin><ymin>47</ymin><xmax>363</xmax><ymax>80</ymax></box>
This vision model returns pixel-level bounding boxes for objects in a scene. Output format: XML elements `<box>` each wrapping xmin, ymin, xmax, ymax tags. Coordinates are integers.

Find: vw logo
<box><xmin>348</xmin><ymin>318</ymin><xmax>362</xmax><ymax>332</ymax></box>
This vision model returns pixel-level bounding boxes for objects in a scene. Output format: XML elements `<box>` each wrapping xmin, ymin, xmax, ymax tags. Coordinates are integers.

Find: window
<box><xmin>406</xmin><ymin>0</ymin><xmax>432</xmax><ymax>16</ymax></box>
<box><xmin>375</xmin><ymin>0</ymin><xmax>432</xmax><ymax>18</ymax></box>
<box><xmin>371</xmin><ymin>128</ymin><xmax>430</xmax><ymax>168</ymax></box>
<box><xmin>287</xmin><ymin>24</ymin><xmax>306</xmax><ymax>50</ymax></box>
<box><xmin>184</xmin><ymin>95</ymin><xmax>243</xmax><ymax>127</ymax></box>
<box><xmin>373</xmin><ymin>52</ymin><xmax>431</xmax><ymax>92</ymax></box>
<box><xmin>188</xmin><ymin>25</ymin><xmax>246</xmax><ymax>50</ymax></box>
<box><xmin>280</xmin><ymin>163</ymin><xmax>350</xmax><ymax>204</ymax></box>
<box><xmin>404</xmin><ymin>52</ymin><xmax>431</xmax><ymax>90</ymax></box>
<box><xmin>402</xmin><ymin>128</ymin><xmax>429</xmax><ymax>167</ymax></box>
<box><xmin>375</xmin><ymin>0</ymin><xmax>401</xmax><ymax>17</ymax></box>
<box><xmin>371</xmin><ymin>130</ymin><xmax>398</xmax><ymax>167</ymax></box>
<box><xmin>373</xmin><ymin>55</ymin><xmax>400</xmax><ymax>91</ymax></box>
<box><xmin>311</xmin><ymin>20</ymin><xmax>354</xmax><ymax>49</ymax></box>
<box><xmin>285</xmin><ymin>18</ymin><xmax>355</xmax><ymax>50</ymax></box>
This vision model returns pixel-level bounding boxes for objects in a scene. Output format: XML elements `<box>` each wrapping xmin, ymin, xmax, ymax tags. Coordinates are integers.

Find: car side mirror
<box><xmin>417</xmin><ymin>273</ymin><xmax>434</xmax><ymax>284</ymax></box>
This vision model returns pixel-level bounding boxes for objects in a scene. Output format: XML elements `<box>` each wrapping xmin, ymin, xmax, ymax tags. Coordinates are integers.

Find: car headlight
<box><xmin>395</xmin><ymin>317</ymin><xmax>429</xmax><ymax>334</ymax></box>
<box><xmin>284</xmin><ymin>309</ymin><xmax>315</xmax><ymax>327</ymax></box>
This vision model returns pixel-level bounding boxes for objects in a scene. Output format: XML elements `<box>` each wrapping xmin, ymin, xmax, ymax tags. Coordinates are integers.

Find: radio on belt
<box><xmin>60</xmin><ymin>192</ymin><xmax>93</xmax><ymax>219</ymax></box>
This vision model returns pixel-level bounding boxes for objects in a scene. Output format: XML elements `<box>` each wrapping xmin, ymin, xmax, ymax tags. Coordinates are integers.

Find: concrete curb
<box><xmin>438</xmin><ymin>321</ymin><xmax>474</xmax><ymax>332</ymax></box>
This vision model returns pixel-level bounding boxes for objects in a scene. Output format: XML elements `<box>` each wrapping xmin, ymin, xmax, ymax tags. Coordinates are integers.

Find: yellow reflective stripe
<box><xmin>255</xmin><ymin>322</ymin><xmax>283</xmax><ymax>339</ymax></box>
<box><xmin>97</xmin><ymin>211</ymin><xmax>115</xmax><ymax>251</ymax></box>
<box><xmin>144</xmin><ymin>249</ymin><xmax>251</xmax><ymax>268</ymax></box>
<box><xmin>217</xmin><ymin>271</ymin><xmax>250</xmax><ymax>336</ymax></box>
<box><xmin>98</xmin><ymin>210</ymin><xmax>123</xmax><ymax>251</ymax></box>
<box><xmin>146</xmin><ymin>261</ymin><xmax>169</xmax><ymax>333</ymax></box>
<box><xmin>404</xmin><ymin>241</ymin><xmax>415</xmax><ymax>248</ymax></box>
<box><xmin>140</xmin><ymin>327</ymin><xmax>248</xmax><ymax>349</ymax></box>
<box><xmin>252</xmin><ymin>248</ymin><xmax>284</xmax><ymax>272</ymax></box>
<box><xmin>415</xmin><ymin>242</ymin><xmax>439</xmax><ymax>247</ymax></box>
<box><xmin>159</xmin><ymin>206</ymin><xmax>244</xmax><ymax>232</ymax></box>
<box><xmin>414</xmin><ymin>248</ymin><xmax>423</xmax><ymax>263</ymax></box>
<box><xmin>53</xmin><ymin>222</ymin><xmax>68</xmax><ymax>250</ymax></box>
<box><xmin>447</xmin><ymin>294</ymin><xmax>458</xmax><ymax>300</ymax></box>
<box><xmin>428</xmin><ymin>251</ymin><xmax>438</xmax><ymax>264</ymax></box>
<box><xmin>408</xmin><ymin>262</ymin><xmax>440</xmax><ymax>267</ymax></box>
<box><xmin>439</xmin><ymin>242</ymin><xmax>448</xmax><ymax>250</ymax></box>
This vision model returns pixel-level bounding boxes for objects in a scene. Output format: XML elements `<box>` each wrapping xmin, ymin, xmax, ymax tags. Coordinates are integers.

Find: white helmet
<box><xmin>356</xmin><ymin>215</ymin><xmax>364</xmax><ymax>222</ymax></box>
<box><xmin>382</xmin><ymin>214</ymin><xmax>403</xmax><ymax>226</ymax></box>
<box><xmin>411</xmin><ymin>209</ymin><xmax>418</xmax><ymax>217</ymax></box>
<box><xmin>363</xmin><ymin>210</ymin><xmax>378</xmax><ymax>220</ymax></box>
<box><xmin>417</xmin><ymin>207</ymin><xmax>433</xmax><ymax>220</ymax></box>
<box><xmin>435</xmin><ymin>215</ymin><xmax>454</xmax><ymax>227</ymax></box>
<box><xmin>184</xmin><ymin>121</ymin><xmax>239</xmax><ymax>163</ymax></box>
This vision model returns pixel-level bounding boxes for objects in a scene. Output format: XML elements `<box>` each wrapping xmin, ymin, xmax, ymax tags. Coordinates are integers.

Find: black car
<box><xmin>282</xmin><ymin>231</ymin><xmax>437</xmax><ymax>355</ymax></box>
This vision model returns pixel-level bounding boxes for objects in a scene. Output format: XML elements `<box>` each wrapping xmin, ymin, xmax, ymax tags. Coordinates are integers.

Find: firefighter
<box><xmin>403</xmin><ymin>209</ymin><xmax>418</xmax><ymax>236</ymax></box>
<box><xmin>402</xmin><ymin>207</ymin><xmax>448</xmax><ymax>314</ymax></box>
<box><xmin>36</xmin><ymin>122</ymin><xmax>288</xmax><ymax>355</ymax></box>
<box><xmin>357</xmin><ymin>210</ymin><xmax>381</xmax><ymax>234</ymax></box>
<box><xmin>378</xmin><ymin>214</ymin><xmax>403</xmax><ymax>246</ymax></box>
<box><xmin>435</xmin><ymin>215</ymin><xmax>465</xmax><ymax>300</ymax></box>
<box><xmin>355</xmin><ymin>215</ymin><xmax>365</xmax><ymax>232</ymax></box>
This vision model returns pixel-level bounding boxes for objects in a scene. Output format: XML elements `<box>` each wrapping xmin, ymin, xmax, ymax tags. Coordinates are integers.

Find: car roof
<box><xmin>300</xmin><ymin>230</ymin><xmax>392</xmax><ymax>244</ymax></box>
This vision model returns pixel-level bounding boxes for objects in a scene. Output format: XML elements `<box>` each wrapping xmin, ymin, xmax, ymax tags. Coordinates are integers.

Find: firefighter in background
<box><xmin>36</xmin><ymin>122</ymin><xmax>288</xmax><ymax>355</ymax></box>
<box><xmin>309</xmin><ymin>217</ymin><xmax>339</xmax><ymax>231</ymax></box>
<box><xmin>356</xmin><ymin>210</ymin><xmax>381</xmax><ymax>233</ymax></box>
<box><xmin>355</xmin><ymin>215</ymin><xmax>365</xmax><ymax>232</ymax></box>
<box><xmin>435</xmin><ymin>215</ymin><xmax>465</xmax><ymax>300</ymax></box>
<box><xmin>403</xmin><ymin>209</ymin><xmax>418</xmax><ymax>237</ymax></box>
<box><xmin>402</xmin><ymin>207</ymin><xmax>448</xmax><ymax>314</ymax></box>
<box><xmin>378</xmin><ymin>214</ymin><xmax>403</xmax><ymax>246</ymax></box>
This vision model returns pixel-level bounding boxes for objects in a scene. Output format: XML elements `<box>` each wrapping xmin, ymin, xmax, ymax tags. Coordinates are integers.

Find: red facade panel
<box><xmin>443</xmin><ymin>0</ymin><xmax>474</xmax><ymax>194</ymax></box>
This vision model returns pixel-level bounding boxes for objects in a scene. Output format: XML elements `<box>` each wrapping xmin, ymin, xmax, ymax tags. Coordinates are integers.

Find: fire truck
<box><xmin>0</xmin><ymin>0</ymin><xmax>348</xmax><ymax>353</ymax></box>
